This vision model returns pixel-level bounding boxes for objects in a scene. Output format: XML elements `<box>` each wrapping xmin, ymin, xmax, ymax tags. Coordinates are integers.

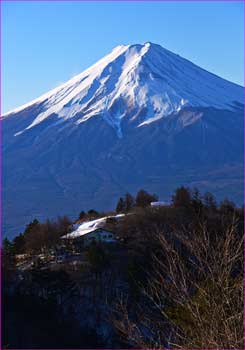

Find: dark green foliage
<box><xmin>172</xmin><ymin>186</ymin><xmax>192</xmax><ymax>208</ymax></box>
<box><xmin>220</xmin><ymin>198</ymin><xmax>236</xmax><ymax>215</ymax></box>
<box><xmin>204</xmin><ymin>191</ymin><xmax>217</xmax><ymax>211</ymax></box>
<box><xmin>23</xmin><ymin>219</ymin><xmax>42</xmax><ymax>253</ymax></box>
<box><xmin>87</xmin><ymin>209</ymin><xmax>99</xmax><ymax>217</ymax></box>
<box><xmin>2</xmin><ymin>238</ymin><xmax>16</xmax><ymax>282</ymax></box>
<box><xmin>79</xmin><ymin>210</ymin><xmax>86</xmax><ymax>220</ymax></box>
<box><xmin>124</xmin><ymin>193</ymin><xmax>135</xmax><ymax>211</ymax></box>
<box><xmin>191</xmin><ymin>187</ymin><xmax>203</xmax><ymax>214</ymax></box>
<box><xmin>23</xmin><ymin>218</ymin><xmax>40</xmax><ymax>236</ymax></box>
<box><xmin>86</xmin><ymin>243</ymin><xmax>110</xmax><ymax>274</ymax></box>
<box><xmin>135</xmin><ymin>189</ymin><xmax>158</xmax><ymax>207</ymax></box>
<box><xmin>3</xmin><ymin>186</ymin><xmax>243</xmax><ymax>350</ymax></box>
<box><xmin>126</xmin><ymin>256</ymin><xmax>146</xmax><ymax>300</ymax></box>
<box><xmin>12</xmin><ymin>234</ymin><xmax>25</xmax><ymax>254</ymax></box>
<box><xmin>116</xmin><ymin>193</ymin><xmax>135</xmax><ymax>213</ymax></box>
<box><xmin>5</xmin><ymin>187</ymin><xmax>243</xmax><ymax>259</ymax></box>
<box><xmin>8</xmin><ymin>216</ymin><xmax>71</xmax><ymax>254</ymax></box>
<box><xmin>116</xmin><ymin>197</ymin><xmax>125</xmax><ymax>213</ymax></box>
<box><xmin>114</xmin><ymin>203</ymin><xmax>243</xmax><ymax>349</ymax></box>
<box><xmin>3</xmin><ymin>286</ymin><xmax>104</xmax><ymax>348</ymax></box>
<box><xmin>30</xmin><ymin>269</ymin><xmax>76</xmax><ymax>301</ymax></box>
<box><xmin>2</xmin><ymin>237</ymin><xmax>14</xmax><ymax>255</ymax></box>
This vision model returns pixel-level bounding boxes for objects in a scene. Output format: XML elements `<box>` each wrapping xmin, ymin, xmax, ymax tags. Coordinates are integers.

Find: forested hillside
<box><xmin>2</xmin><ymin>187</ymin><xmax>244</xmax><ymax>349</ymax></box>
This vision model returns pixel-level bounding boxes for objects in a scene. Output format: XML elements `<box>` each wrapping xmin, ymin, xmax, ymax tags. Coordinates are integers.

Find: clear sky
<box><xmin>2</xmin><ymin>0</ymin><xmax>244</xmax><ymax>114</ymax></box>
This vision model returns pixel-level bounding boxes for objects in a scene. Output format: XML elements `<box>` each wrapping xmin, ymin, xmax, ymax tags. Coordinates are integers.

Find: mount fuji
<box><xmin>3</xmin><ymin>42</ymin><xmax>244</xmax><ymax>238</ymax></box>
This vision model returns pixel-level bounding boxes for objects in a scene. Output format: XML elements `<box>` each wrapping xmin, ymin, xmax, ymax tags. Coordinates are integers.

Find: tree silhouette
<box><xmin>136</xmin><ymin>189</ymin><xmax>158</xmax><ymax>208</ymax></box>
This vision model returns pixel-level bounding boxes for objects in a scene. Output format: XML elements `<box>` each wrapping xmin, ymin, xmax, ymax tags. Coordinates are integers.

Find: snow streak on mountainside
<box><xmin>4</xmin><ymin>42</ymin><xmax>243</xmax><ymax>138</ymax></box>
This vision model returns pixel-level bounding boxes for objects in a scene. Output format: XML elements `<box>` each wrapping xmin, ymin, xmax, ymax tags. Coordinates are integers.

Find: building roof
<box><xmin>61</xmin><ymin>214</ymin><xmax>123</xmax><ymax>240</ymax></box>
<box><xmin>64</xmin><ymin>227</ymin><xmax>115</xmax><ymax>240</ymax></box>
<box><xmin>150</xmin><ymin>201</ymin><xmax>170</xmax><ymax>207</ymax></box>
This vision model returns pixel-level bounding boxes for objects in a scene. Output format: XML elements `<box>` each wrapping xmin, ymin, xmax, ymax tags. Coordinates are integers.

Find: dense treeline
<box><xmin>116</xmin><ymin>189</ymin><xmax>158</xmax><ymax>212</ymax></box>
<box><xmin>3</xmin><ymin>186</ymin><xmax>241</xmax><ymax>257</ymax></box>
<box><xmin>3</xmin><ymin>216</ymin><xmax>71</xmax><ymax>256</ymax></box>
<box><xmin>2</xmin><ymin>186</ymin><xmax>243</xmax><ymax>349</ymax></box>
<box><xmin>111</xmin><ymin>188</ymin><xmax>243</xmax><ymax>349</ymax></box>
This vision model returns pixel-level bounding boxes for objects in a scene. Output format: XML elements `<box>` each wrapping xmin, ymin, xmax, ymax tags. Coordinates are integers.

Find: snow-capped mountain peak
<box><xmin>4</xmin><ymin>42</ymin><xmax>243</xmax><ymax>137</ymax></box>
<box><xmin>3</xmin><ymin>43</ymin><xmax>244</xmax><ymax>238</ymax></box>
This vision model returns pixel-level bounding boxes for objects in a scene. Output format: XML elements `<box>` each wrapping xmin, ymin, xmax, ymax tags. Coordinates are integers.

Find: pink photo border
<box><xmin>0</xmin><ymin>0</ymin><xmax>244</xmax><ymax>349</ymax></box>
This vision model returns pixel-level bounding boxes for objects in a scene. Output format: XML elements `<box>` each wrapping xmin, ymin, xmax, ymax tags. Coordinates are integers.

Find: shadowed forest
<box><xmin>2</xmin><ymin>187</ymin><xmax>244</xmax><ymax>349</ymax></box>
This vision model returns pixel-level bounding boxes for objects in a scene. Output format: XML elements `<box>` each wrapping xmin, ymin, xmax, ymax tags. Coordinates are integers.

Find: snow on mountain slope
<box><xmin>4</xmin><ymin>42</ymin><xmax>243</xmax><ymax>138</ymax></box>
<box><xmin>3</xmin><ymin>43</ymin><xmax>244</xmax><ymax>238</ymax></box>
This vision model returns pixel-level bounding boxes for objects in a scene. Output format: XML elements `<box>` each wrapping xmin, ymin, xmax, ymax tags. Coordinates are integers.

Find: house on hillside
<box><xmin>82</xmin><ymin>228</ymin><xmax>116</xmax><ymax>246</ymax></box>
<box><xmin>62</xmin><ymin>227</ymin><xmax>117</xmax><ymax>249</ymax></box>
<box><xmin>61</xmin><ymin>215</ymin><xmax>123</xmax><ymax>250</ymax></box>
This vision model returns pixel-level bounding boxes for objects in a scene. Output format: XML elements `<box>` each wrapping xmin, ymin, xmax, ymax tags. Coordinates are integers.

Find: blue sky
<box><xmin>2</xmin><ymin>1</ymin><xmax>244</xmax><ymax>113</ymax></box>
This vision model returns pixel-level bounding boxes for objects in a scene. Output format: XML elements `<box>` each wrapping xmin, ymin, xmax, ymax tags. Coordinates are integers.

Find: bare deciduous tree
<box><xmin>113</xmin><ymin>218</ymin><xmax>243</xmax><ymax>349</ymax></box>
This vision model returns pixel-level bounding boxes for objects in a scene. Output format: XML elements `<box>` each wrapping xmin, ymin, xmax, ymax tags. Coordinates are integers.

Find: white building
<box><xmin>63</xmin><ymin>227</ymin><xmax>116</xmax><ymax>247</ymax></box>
<box><xmin>150</xmin><ymin>201</ymin><xmax>170</xmax><ymax>207</ymax></box>
<box><xmin>61</xmin><ymin>216</ymin><xmax>119</xmax><ymax>247</ymax></box>
<box><xmin>82</xmin><ymin>228</ymin><xmax>116</xmax><ymax>246</ymax></box>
